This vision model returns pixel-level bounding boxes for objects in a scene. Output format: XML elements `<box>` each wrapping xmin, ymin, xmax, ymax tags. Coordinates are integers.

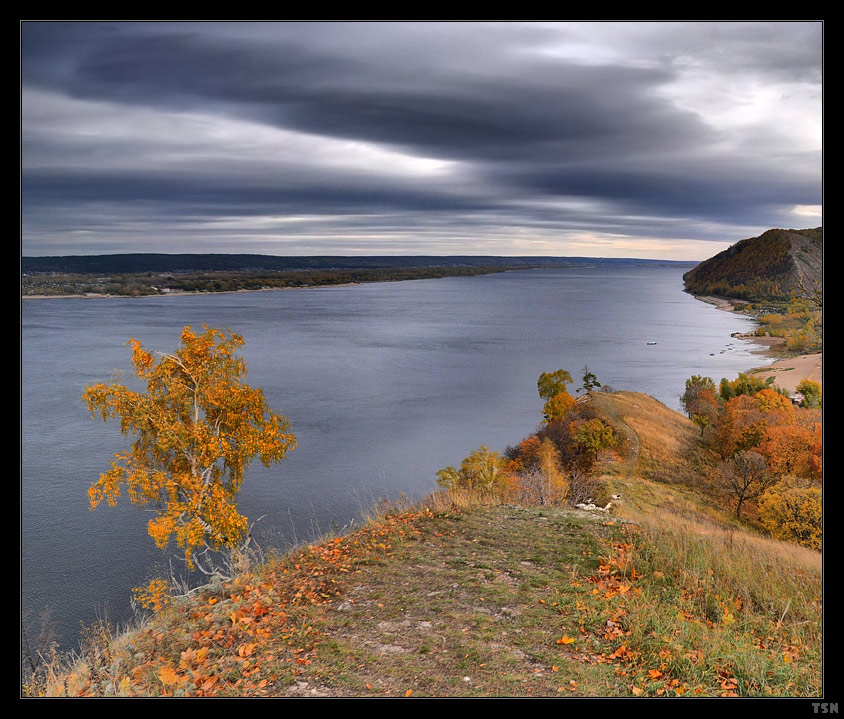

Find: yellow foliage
<box><xmin>571</xmin><ymin>417</ymin><xmax>616</xmax><ymax>460</ymax></box>
<box><xmin>83</xmin><ymin>326</ymin><xmax>296</xmax><ymax>567</ymax></box>
<box><xmin>436</xmin><ymin>445</ymin><xmax>509</xmax><ymax>492</ymax></box>
<box><xmin>512</xmin><ymin>437</ymin><xmax>568</xmax><ymax>506</ymax></box>
<box><xmin>758</xmin><ymin>479</ymin><xmax>822</xmax><ymax>550</ymax></box>
<box><xmin>753</xmin><ymin>389</ymin><xmax>793</xmax><ymax>415</ymax></box>
<box><xmin>537</xmin><ymin>438</ymin><xmax>569</xmax><ymax>501</ymax></box>
<box><xmin>132</xmin><ymin>579</ymin><xmax>171</xmax><ymax>611</ymax></box>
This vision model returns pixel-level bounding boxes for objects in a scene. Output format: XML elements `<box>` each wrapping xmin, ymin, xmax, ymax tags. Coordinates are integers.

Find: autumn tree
<box><xmin>538</xmin><ymin>369</ymin><xmax>577</xmax><ymax>424</ymax></box>
<box><xmin>537</xmin><ymin>438</ymin><xmax>567</xmax><ymax>498</ymax></box>
<box><xmin>691</xmin><ymin>413</ymin><xmax>713</xmax><ymax>437</ymax></box>
<box><xmin>537</xmin><ymin>369</ymin><xmax>573</xmax><ymax>400</ymax></box>
<box><xmin>718</xmin><ymin>372</ymin><xmax>782</xmax><ymax>401</ymax></box>
<box><xmin>757</xmin><ymin>424</ymin><xmax>816</xmax><ymax>479</ymax></box>
<box><xmin>758</xmin><ymin>478</ymin><xmax>822</xmax><ymax>549</ymax></box>
<box><xmin>538</xmin><ymin>407</ymin><xmax>600</xmax><ymax>474</ymax></box>
<box><xmin>512</xmin><ymin>438</ymin><xmax>568</xmax><ymax>506</ymax></box>
<box><xmin>717</xmin><ymin>394</ymin><xmax>772</xmax><ymax>458</ymax></box>
<box><xmin>83</xmin><ymin>325</ymin><xmax>296</xmax><ymax>577</ymax></box>
<box><xmin>436</xmin><ymin>445</ymin><xmax>508</xmax><ymax>492</ymax></box>
<box><xmin>681</xmin><ymin>375</ymin><xmax>720</xmax><ymax>437</ymax></box>
<box><xmin>571</xmin><ymin>418</ymin><xmax>617</xmax><ymax>461</ymax></box>
<box><xmin>534</xmin><ymin>394</ymin><xmax>611</xmax><ymax>505</ymax></box>
<box><xmin>542</xmin><ymin>391</ymin><xmax>577</xmax><ymax>423</ymax></box>
<box><xmin>715</xmin><ymin>450</ymin><xmax>774</xmax><ymax>519</ymax></box>
<box><xmin>753</xmin><ymin>388</ymin><xmax>793</xmax><ymax>414</ymax></box>
<box><xmin>796</xmin><ymin>379</ymin><xmax>822</xmax><ymax>409</ymax></box>
<box><xmin>505</xmin><ymin>436</ymin><xmax>542</xmax><ymax>475</ymax></box>
<box><xmin>681</xmin><ymin>375</ymin><xmax>716</xmax><ymax>420</ymax></box>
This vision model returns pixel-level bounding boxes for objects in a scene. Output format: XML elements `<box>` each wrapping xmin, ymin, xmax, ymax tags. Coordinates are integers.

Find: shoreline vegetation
<box><xmin>692</xmin><ymin>294</ymin><xmax>822</xmax><ymax>390</ymax></box>
<box><xmin>21</xmin><ymin>265</ymin><xmax>522</xmax><ymax>299</ymax></box>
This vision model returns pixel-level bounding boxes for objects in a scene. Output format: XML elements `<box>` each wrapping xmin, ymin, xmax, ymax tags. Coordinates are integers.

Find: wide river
<box><xmin>22</xmin><ymin>264</ymin><xmax>769</xmax><ymax>648</ymax></box>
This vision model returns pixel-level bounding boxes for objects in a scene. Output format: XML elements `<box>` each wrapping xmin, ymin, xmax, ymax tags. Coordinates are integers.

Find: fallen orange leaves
<box><xmin>89</xmin><ymin>506</ymin><xmax>440</xmax><ymax>697</ymax></box>
<box><xmin>719</xmin><ymin>677</ymin><xmax>739</xmax><ymax>690</ymax></box>
<box><xmin>200</xmin><ymin>676</ymin><xmax>218</xmax><ymax>692</ymax></box>
<box><xmin>158</xmin><ymin>666</ymin><xmax>182</xmax><ymax>687</ymax></box>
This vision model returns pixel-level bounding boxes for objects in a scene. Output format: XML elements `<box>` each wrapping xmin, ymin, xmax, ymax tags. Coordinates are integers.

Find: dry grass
<box><xmin>592</xmin><ymin>391</ymin><xmax>706</xmax><ymax>486</ymax></box>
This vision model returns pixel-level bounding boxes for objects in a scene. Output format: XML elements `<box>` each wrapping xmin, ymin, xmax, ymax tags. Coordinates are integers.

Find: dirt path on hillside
<box><xmin>589</xmin><ymin>394</ymin><xmax>641</xmax><ymax>484</ymax></box>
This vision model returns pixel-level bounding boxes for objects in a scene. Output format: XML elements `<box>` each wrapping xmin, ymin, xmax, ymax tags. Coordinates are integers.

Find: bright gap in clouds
<box><xmin>22</xmin><ymin>89</ymin><xmax>458</xmax><ymax>179</ymax></box>
<box><xmin>791</xmin><ymin>205</ymin><xmax>822</xmax><ymax>219</ymax></box>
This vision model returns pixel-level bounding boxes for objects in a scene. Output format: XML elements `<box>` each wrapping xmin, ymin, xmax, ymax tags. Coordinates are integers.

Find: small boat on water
<box><xmin>646</xmin><ymin>341</ymin><xmax>658</xmax><ymax>345</ymax></box>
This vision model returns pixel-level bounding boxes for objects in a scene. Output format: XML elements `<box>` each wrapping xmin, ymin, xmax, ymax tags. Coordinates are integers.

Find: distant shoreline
<box><xmin>20</xmin><ymin>264</ymin><xmax>520</xmax><ymax>299</ymax></box>
<box><xmin>21</xmin><ymin>283</ymin><xmax>362</xmax><ymax>300</ymax></box>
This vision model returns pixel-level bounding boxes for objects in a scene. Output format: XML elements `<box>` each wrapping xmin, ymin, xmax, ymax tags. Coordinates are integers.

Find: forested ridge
<box><xmin>682</xmin><ymin>227</ymin><xmax>822</xmax><ymax>303</ymax></box>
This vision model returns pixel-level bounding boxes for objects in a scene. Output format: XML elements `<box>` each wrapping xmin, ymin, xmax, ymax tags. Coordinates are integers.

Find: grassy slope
<box><xmin>42</xmin><ymin>393</ymin><xmax>821</xmax><ymax>698</ymax></box>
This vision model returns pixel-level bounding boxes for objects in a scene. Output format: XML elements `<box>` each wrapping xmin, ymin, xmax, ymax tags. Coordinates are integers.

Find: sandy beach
<box><xmin>748</xmin><ymin>352</ymin><xmax>823</xmax><ymax>393</ymax></box>
<box><xmin>696</xmin><ymin>295</ymin><xmax>748</xmax><ymax>312</ymax></box>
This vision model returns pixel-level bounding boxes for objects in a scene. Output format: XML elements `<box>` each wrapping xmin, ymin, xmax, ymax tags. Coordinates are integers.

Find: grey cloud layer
<box><xmin>21</xmin><ymin>22</ymin><xmax>822</xmax><ymax>257</ymax></box>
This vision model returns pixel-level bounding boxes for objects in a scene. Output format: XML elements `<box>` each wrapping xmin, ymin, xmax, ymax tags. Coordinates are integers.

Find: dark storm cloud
<box><xmin>22</xmin><ymin>23</ymin><xmax>705</xmax><ymax>160</ymax></box>
<box><xmin>508</xmin><ymin>151</ymin><xmax>821</xmax><ymax>219</ymax></box>
<box><xmin>20</xmin><ymin>22</ymin><xmax>822</xmax><ymax>257</ymax></box>
<box><xmin>21</xmin><ymin>169</ymin><xmax>481</xmax><ymax>214</ymax></box>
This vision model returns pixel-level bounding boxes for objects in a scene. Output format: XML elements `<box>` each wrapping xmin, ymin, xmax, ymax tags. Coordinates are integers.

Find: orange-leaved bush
<box><xmin>83</xmin><ymin>325</ymin><xmax>296</xmax><ymax>570</ymax></box>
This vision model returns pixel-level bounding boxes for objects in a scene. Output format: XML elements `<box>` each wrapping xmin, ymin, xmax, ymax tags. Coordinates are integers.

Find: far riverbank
<box><xmin>20</xmin><ymin>283</ymin><xmax>362</xmax><ymax>300</ymax></box>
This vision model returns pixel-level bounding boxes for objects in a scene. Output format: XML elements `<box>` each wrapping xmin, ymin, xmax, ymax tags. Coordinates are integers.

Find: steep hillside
<box><xmin>32</xmin><ymin>392</ymin><xmax>820</xmax><ymax>698</ymax></box>
<box><xmin>683</xmin><ymin>228</ymin><xmax>822</xmax><ymax>303</ymax></box>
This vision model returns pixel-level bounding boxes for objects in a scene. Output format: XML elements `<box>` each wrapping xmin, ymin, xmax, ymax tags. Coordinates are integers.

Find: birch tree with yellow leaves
<box><xmin>83</xmin><ymin>326</ymin><xmax>296</xmax><ymax>582</ymax></box>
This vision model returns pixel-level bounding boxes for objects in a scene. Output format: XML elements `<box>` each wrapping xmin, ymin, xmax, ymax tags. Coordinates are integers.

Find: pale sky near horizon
<box><xmin>21</xmin><ymin>21</ymin><xmax>822</xmax><ymax>260</ymax></box>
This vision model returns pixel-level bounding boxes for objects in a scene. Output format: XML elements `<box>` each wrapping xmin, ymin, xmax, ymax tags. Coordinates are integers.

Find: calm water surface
<box><xmin>21</xmin><ymin>266</ymin><xmax>769</xmax><ymax>648</ymax></box>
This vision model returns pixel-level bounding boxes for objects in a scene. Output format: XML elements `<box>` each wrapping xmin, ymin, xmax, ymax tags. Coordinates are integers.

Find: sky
<box><xmin>20</xmin><ymin>21</ymin><xmax>822</xmax><ymax>260</ymax></box>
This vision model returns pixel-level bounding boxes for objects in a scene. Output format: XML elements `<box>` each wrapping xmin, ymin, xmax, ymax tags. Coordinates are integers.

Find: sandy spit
<box><xmin>747</xmin><ymin>353</ymin><xmax>822</xmax><ymax>392</ymax></box>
